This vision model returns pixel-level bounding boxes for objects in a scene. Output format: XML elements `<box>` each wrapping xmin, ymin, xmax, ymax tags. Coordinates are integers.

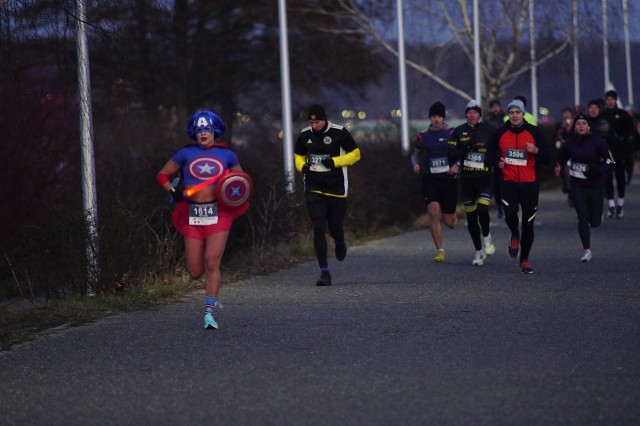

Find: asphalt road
<box><xmin>2</xmin><ymin>178</ymin><xmax>640</xmax><ymax>425</ymax></box>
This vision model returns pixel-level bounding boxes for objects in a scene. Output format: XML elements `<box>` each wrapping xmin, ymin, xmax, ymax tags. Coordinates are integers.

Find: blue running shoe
<box><xmin>508</xmin><ymin>235</ymin><xmax>520</xmax><ymax>259</ymax></box>
<box><xmin>204</xmin><ymin>312</ymin><xmax>218</xmax><ymax>330</ymax></box>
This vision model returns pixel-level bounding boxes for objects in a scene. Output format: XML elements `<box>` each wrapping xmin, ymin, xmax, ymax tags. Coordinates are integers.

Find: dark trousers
<box><xmin>501</xmin><ymin>181</ymin><xmax>540</xmax><ymax>262</ymax></box>
<box><xmin>571</xmin><ymin>185</ymin><xmax>604</xmax><ymax>250</ymax></box>
<box><xmin>306</xmin><ymin>192</ymin><xmax>347</xmax><ymax>269</ymax></box>
<box><xmin>605</xmin><ymin>160</ymin><xmax>626</xmax><ymax>200</ymax></box>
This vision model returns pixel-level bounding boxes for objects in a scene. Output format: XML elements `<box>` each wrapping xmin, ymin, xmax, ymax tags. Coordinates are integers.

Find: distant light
<box><xmin>357</xmin><ymin>111</ymin><xmax>366</xmax><ymax>119</ymax></box>
<box><xmin>234</xmin><ymin>111</ymin><xmax>251</xmax><ymax>124</ymax></box>
<box><xmin>539</xmin><ymin>106</ymin><xmax>549</xmax><ymax>116</ymax></box>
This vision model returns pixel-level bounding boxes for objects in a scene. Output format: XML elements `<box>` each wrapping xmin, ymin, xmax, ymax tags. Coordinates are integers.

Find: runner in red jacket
<box><xmin>491</xmin><ymin>99</ymin><xmax>551</xmax><ymax>274</ymax></box>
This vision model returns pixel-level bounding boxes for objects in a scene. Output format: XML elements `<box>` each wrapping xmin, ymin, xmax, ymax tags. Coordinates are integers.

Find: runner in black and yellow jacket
<box><xmin>294</xmin><ymin>104</ymin><xmax>361</xmax><ymax>286</ymax></box>
<box><xmin>448</xmin><ymin>100</ymin><xmax>497</xmax><ymax>266</ymax></box>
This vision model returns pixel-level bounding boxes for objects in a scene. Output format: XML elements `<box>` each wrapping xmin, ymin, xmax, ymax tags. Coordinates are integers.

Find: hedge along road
<box><xmin>1</xmin><ymin>178</ymin><xmax>640</xmax><ymax>425</ymax></box>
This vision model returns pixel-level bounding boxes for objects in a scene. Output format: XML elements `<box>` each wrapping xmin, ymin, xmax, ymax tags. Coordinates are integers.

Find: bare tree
<box><xmin>296</xmin><ymin>0</ymin><xmax>576</xmax><ymax>104</ymax></box>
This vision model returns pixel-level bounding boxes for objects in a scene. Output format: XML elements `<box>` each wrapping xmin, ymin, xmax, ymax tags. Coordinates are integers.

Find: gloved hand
<box><xmin>169</xmin><ymin>187</ymin><xmax>184</xmax><ymax>203</ymax></box>
<box><xmin>302</xmin><ymin>163</ymin><xmax>311</xmax><ymax>174</ymax></box>
<box><xmin>321</xmin><ymin>158</ymin><xmax>335</xmax><ymax>170</ymax></box>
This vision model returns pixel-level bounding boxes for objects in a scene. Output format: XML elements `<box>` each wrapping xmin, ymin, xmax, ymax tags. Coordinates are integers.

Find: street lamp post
<box><xmin>622</xmin><ymin>0</ymin><xmax>634</xmax><ymax>106</ymax></box>
<box><xmin>75</xmin><ymin>0</ymin><xmax>98</xmax><ymax>296</ymax></box>
<box><xmin>529</xmin><ymin>0</ymin><xmax>538</xmax><ymax>122</ymax></box>
<box><xmin>278</xmin><ymin>0</ymin><xmax>295</xmax><ymax>194</ymax></box>
<box><xmin>397</xmin><ymin>0</ymin><xmax>410</xmax><ymax>153</ymax></box>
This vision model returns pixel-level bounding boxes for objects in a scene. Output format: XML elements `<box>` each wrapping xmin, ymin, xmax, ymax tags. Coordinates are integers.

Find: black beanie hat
<box><xmin>308</xmin><ymin>104</ymin><xmax>327</xmax><ymax>120</ymax></box>
<box><xmin>605</xmin><ymin>90</ymin><xmax>618</xmax><ymax>100</ymax></box>
<box><xmin>574</xmin><ymin>113</ymin><xmax>591</xmax><ymax>126</ymax></box>
<box><xmin>429</xmin><ymin>101</ymin><xmax>446</xmax><ymax>118</ymax></box>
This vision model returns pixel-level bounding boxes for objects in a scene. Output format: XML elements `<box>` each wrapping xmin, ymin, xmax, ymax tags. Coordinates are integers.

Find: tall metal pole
<box><xmin>278</xmin><ymin>0</ymin><xmax>295</xmax><ymax>194</ymax></box>
<box><xmin>473</xmin><ymin>0</ymin><xmax>481</xmax><ymax>104</ymax></box>
<box><xmin>397</xmin><ymin>0</ymin><xmax>410</xmax><ymax>153</ymax></box>
<box><xmin>622</xmin><ymin>0</ymin><xmax>634</xmax><ymax>106</ymax></box>
<box><xmin>572</xmin><ymin>0</ymin><xmax>580</xmax><ymax>107</ymax></box>
<box><xmin>602</xmin><ymin>0</ymin><xmax>610</xmax><ymax>92</ymax></box>
<box><xmin>529</xmin><ymin>0</ymin><xmax>538</xmax><ymax>122</ymax></box>
<box><xmin>75</xmin><ymin>0</ymin><xmax>98</xmax><ymax>295</ymax></box>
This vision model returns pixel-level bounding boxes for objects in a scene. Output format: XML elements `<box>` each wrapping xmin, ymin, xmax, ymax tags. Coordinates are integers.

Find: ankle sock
<box><xmin>205</xmin><ymin>296</ymin><xmax>217</xmax><ymax>314</ymax></box>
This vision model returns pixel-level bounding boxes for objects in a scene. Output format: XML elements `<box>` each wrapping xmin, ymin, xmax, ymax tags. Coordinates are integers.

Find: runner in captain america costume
<box><xmin>157</xmin><ymin>110</ymin><xmax>249</xmax><ymax>330</ymax></box>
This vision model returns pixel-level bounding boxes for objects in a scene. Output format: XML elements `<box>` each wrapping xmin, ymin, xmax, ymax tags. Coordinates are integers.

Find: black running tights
<box><xmin>305</xmin><ymin>192</ymin><xmax>347</xmax><ymax>269</ymax></box>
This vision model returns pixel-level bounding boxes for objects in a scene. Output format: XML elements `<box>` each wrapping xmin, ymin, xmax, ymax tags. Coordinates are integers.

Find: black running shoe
<box><xmin>607</xmin><ymin>207</ymin><xmax>615</xmax><ymax>218</ymax></box>
<box><xmin>316</xmin><ymin>271</ymin><xmax>332</xmax><ymax>286</ymax></box>
<box><xmin>616</xmin><ymin>206</ymin><xmax>623</xmax><ymax>218</ymax></box>
<box><xmin>335</xmin><ymin>242</ymin><xmax>347</xmax><ymax>261</ymax></box>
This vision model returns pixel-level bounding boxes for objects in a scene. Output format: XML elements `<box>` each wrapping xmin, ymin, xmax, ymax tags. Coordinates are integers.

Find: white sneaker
<box><xmin>580</xmin><ymin>251</ymin><xmax>592</xmax><ymax>263</ymax></box>
<box><xmin>472</xmin><ymin>250</ymin><xmax>487</xmax><ymax>266</ymax></box>
<box><xmin>483</xmin><ymin>234</ymin><xmax>496</xmax><ymax>256</ymax></box>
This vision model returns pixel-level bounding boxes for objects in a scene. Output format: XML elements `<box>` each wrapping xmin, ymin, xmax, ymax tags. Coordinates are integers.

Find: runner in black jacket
<box><xmin>448</xmin><ymin>100</ymin><xmax>497</xmax><ymax>266</ymax></box>
<box><xmin>601</xmin><ymin>90</ymin><xmax>634</xmax><ymax>218</ymax></box>
<box><xmin>294</xmin><ymin>104</ymin><xmax>361</xmax><ymax>286</ymax></box>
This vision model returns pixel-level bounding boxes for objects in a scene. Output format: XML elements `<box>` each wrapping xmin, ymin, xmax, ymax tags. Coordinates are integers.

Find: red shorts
<box><xmin>172</xmin><ymin>201</ymin><xmax>249</xmax><ymax>240</ymax></box>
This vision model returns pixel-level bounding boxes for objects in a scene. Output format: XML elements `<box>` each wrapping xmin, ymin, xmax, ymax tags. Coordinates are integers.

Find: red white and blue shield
<box><xmin>215</xmin><ymin>172</ymin><xmax>253</xmax><ymax>209</ymax></box>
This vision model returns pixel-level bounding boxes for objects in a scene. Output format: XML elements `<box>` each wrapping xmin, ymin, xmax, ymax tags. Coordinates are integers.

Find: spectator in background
<box><xmin>601</xmin><ymin>90</ymin><xmax>634</xmax><ymax>218</ymax></box>
<box><xmin>625</xmin><ymin>107</ymin><xmax>639</xmax><ymax>184</ymax></box>
<box><xmin>554</xmin><ymin>107</ymin><xmax>575</xmax><ymax>149</ymax></box>
<box><xmin>586</xmin><ymin>99</ymin><xmax>609</xmax><ymax>139</ymax></box>
<box><xmin>485</xmin><ymin>100</ymin><xmax>505</xmax><ymax>129</ymax></box>
<box><xmin>485</xmin><ymin>100</ymin><xmax>506</xmax><ymax>218</ymax></box>
<box><xmin>554</xmin><ymin>107</ymin><xmax>576</xmax><ymax>203</ymax></box>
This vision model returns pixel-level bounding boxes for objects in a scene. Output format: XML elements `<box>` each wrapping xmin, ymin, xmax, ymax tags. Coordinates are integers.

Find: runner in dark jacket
<box><xmin>555</xmin><ymin>114</ymin><xmax>611</xmax><ymax>263</ymax></box>
<box><xmin>410</xmin><ymin>101</ymin><xmax>457</xmax><ymax>263</ymax></box>
<box><xmin>294</xmin><ymin>104</ymin><xmax>361</xmax><ymax>286</ymax></box>
<box><xmin>448</xmin><ymin>100</ymin><xmax>497</xmax><ymax>266</ymax></box>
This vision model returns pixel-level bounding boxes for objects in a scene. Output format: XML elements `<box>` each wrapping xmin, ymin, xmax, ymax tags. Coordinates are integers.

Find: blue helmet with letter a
<box><xmin>185</xmin><ymin>110</ymin><xmax>226</xmax><ymax>140</ymax></box>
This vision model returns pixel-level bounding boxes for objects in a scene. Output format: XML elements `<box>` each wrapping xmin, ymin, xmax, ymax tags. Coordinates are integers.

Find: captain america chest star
<box><xmin>172</xmin><ymin>145</ymin><xmax>238</xmax><ymax>186</ymax></box>
<box><xmin>187</xmin><ymin>157</ymin><xmax>225</xmax><ymax>182</ymax></box>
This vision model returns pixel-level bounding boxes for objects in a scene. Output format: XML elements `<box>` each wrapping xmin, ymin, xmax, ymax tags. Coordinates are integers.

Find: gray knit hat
<box><xmin>507</xmin><ymin>99</ymin><xmax>525</xmax><ymax>112</ymax></box>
